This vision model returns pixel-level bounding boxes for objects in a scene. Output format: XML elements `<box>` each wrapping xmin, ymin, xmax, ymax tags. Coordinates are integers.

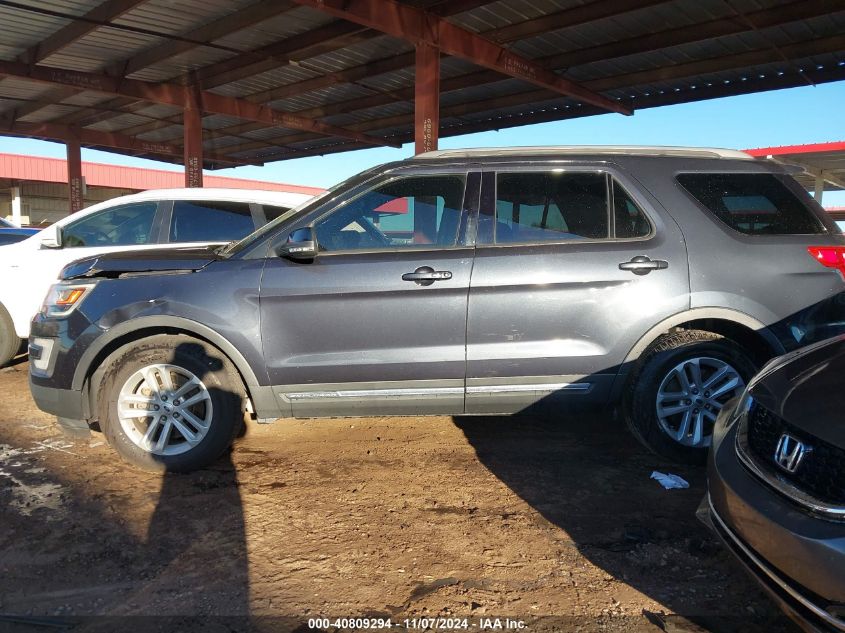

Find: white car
<box><xmin>0</xmin><ymin>187</ymin><xmax>314</xmax><ymax>365</ymax></box>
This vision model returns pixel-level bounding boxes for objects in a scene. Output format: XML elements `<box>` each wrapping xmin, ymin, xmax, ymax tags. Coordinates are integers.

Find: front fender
<box><xmin>72</xmin><ymin>314</ymin><xmax>263</xmax><ymax>392</ymax></box>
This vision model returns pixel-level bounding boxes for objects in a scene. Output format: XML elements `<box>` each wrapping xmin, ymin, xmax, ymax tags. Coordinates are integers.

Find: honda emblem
<box><xmin>773</xmin><ymin>434</ymin><xmax>811</xmax><ymax>474</ymax></box>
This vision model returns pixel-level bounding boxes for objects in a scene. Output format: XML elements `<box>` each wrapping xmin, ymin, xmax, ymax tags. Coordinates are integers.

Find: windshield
<box><xmin>0</xmin><ymin>217</ymin><xmax>13</xmax><ymax>228</ymax></box>
<box><xmin>221</xmin><ymin>165</ymin><xmax>387</xmax><ymax>256</ymax></box>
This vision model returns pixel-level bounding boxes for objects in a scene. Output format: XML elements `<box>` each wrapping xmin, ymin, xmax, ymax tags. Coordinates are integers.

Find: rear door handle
<box><xmin>402</xmin><ymin>266</ymin><xmax>452</xmax><ymax>286</ymax></box>
<box><xmin>618</xmin><ymin>255</ymin><xmax>668</xmax><ymax>276</ymax></box>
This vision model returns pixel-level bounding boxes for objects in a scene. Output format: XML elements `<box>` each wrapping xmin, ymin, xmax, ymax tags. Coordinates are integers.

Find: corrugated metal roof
<box><xmin>0</xmin><ymin>0</ymin><xmax>842</xmax><ymax>167</ymax></box>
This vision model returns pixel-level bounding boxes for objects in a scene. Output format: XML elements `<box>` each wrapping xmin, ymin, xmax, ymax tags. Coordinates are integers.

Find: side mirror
<box><xmin>40</xmin><ymin>224</ymin><xmax>63</xmax><ymax>249</ymax></box>
<box><xmin>275</xmin><ymin>227</ymin><xmax>318</xmax><ymax>260</ymax></box>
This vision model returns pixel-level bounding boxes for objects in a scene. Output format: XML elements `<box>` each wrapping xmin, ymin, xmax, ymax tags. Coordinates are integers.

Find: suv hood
<box><xmin>60</xmin><ymin>245</ymin><xmax>223</xmax><ymax>280</ymax></box>
<box><xmin>749</xmin><ymin>335</ymin><xmax>845</xmax><ymax>448</ymax></box>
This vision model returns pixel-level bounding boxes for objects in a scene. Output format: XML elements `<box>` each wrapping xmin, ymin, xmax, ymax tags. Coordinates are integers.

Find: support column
<box><xmin>10</xmin><ymin>185</ymin><xmax>22</xmax><ymax>225</ymax></box>
<box><xmin>183</xmin><ymin>92</ymin><xmax>203</xmax><ymax>187</ymax></box>
<box><xmin>814</xmin><ymin>174</ymin><xmax>824</xmax><ymax>205</ymax></box>
<box><xmin>414</xmin><ymin>42</ymin><xmax>440</xmax><ymax>155</ymax></box>
<box><xmin>66</xmin><ymin>131</ymin><xmax>83</xmax><ymax>214</ymax></box>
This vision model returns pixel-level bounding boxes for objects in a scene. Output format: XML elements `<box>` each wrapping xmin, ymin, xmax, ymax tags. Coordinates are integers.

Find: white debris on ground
<box><xmin>650</xmin><ymin>471</ymin><xmax>690</xmax><ymax>490</ymax></box>
<box><xmin>0</xmin><ymin>443</ymin><xmax>67</xmax><ymax>518</ymax></box>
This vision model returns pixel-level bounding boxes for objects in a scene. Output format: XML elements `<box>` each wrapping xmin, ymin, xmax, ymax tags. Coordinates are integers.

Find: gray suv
<box><xmin>28</xmin><ymin>147</ymin><xmax>845</xmax><ymax>471</ymax></box>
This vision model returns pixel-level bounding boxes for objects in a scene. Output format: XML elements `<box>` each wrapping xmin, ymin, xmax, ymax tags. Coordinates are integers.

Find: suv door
<box><xmin>465</xmin><ymin>166</ymin><xmax>689</xmax><ymax>413</ymax></box>
<box><xmin>259</xmin><ymin>170</ymin><xmax>479</xmax><ymax>417</ymax></box>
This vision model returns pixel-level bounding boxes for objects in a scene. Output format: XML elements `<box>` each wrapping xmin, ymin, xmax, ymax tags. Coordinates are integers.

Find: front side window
<box><xmin>495</xmin><ymin>172</ymin><xmax>609</xmax><ymax>243</ymax></box>
<box><xmin>170</xmin><ymin>201</ymin><xmax>255</xmax><ymax>242</ymax></box>
<box><xmin>63</xmin><ymin>202</ymin><xmax>158</xmax><ymax>248</ymax></box>
<box><xmin>677</xmin><ymin>173</ymin><xmax>825</xmax><ymax>235</ymax></box>
<box><xmin>315</xmin><ymin>175</ymin><xmax>465</xmax><ymax>252</ymax></box>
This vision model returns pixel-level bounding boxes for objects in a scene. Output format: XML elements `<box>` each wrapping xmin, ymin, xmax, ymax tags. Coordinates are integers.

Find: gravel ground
<box><xmin>0</xmin><ymin>358</ymin><xmax>796</xmax><ymax>633</ymax></box>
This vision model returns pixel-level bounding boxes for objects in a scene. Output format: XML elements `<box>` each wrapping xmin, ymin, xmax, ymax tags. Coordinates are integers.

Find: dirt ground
<box><xmin>0</xmin><ymin>357</ymin><xmax>797</xmax><ymax>633</ymax></box>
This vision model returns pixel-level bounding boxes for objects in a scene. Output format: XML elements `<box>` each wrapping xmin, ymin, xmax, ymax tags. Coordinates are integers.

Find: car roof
<box><xmin>107</xmin><ymin>187</ymin><xmax>314</xmax><ymax>204</ymax></box>
<box><xmin>50</xmin><ymin>187</ymin><xmax>315</xmax><ymax>228</ymax></box>
<box><xmin>414</xmin><ymin>145</ymin><xmax>755</xmax><ymax>161</ymax></box>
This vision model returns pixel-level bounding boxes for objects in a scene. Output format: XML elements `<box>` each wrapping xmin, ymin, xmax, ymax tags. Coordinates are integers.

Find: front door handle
<box><xmin>618</xmin><ymin>255</ymin><xmax>668</xmax><ymax>276</ymax></box>
<box><xmin>402</xmin><ymin>266</ymin><xmax>452</xmax><ymax>286</ymax></box>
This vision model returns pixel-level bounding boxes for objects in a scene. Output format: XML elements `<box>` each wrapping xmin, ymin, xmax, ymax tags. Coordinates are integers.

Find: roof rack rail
<box><xmin>413</xmin><ymin>145</ymin><xmax>754</xmax><ymax>160</ymax></box>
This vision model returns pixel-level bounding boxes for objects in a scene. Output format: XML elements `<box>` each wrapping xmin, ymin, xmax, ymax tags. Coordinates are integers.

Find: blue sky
<box><xmin>2</xmin><ymin>81</ymin><xmax>844</xmax><ymax>204</ymax></box>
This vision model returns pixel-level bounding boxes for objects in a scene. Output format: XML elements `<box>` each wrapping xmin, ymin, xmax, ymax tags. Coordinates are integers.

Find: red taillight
<box><xmin>808</xmin><ymin>246</ymin><xmax>845</xmax><ymax>277</ymax></box>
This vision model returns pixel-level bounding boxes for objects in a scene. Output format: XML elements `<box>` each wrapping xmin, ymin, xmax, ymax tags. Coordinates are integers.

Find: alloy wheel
<box><xmin>655</xmin><ymin>356</ymin><xmax>744</xmax><ymax>448</ymax></box>
<box><xmin>117</xmin><ymin>363</ymin><xmax>213</xmax><ymax>456</ymax></box>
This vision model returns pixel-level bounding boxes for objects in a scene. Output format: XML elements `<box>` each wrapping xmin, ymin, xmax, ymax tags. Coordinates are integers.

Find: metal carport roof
<box><xmin>0</xmin><ymin>0</ymin><xmax>842</xmax><ymax>171</ymax></box>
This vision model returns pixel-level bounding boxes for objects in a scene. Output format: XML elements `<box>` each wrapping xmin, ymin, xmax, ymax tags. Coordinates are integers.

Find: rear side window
<box><xmin>495</xmin><ymin>172</ymin><xmax>608</xmax><ymax>243</ymax></box>
<box><xmin>613</xmin><ymin>180</ymin><xmax>651</xmax><ymax>239</ymax></box>
<box><xmin>494</xmin><ymin>172</ymin><xmax>651</xmax><ymax>243</ymax></box>
<box><xmin>170</xmin><ymin>201</ymin><xmax>255</xmax><ymax>242</ymax></box>
<box><xmin>677</xmin><ymin>173</ymin><xmax>824</xmax><ymax>235</ymax></box>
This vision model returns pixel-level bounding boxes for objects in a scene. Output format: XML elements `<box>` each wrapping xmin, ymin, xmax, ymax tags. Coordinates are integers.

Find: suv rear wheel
<box><xmin>625</xmin><ymin>329</ymin><xmax>757</xmax><ymax>463</ymax></box>
<box><xmin>98</xmin><ymin>334</ymin><xmax>245</xmax><ymax>472</ymax></box>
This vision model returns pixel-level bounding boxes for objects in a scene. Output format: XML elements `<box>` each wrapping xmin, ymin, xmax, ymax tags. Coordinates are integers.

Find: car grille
<box><xmin>746</xmin><ymin>402</ymin><xmax>845</xmax><ymax>507</ymax></box>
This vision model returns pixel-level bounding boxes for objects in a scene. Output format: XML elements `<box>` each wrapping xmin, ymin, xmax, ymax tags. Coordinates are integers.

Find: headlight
<box><xmin>41</xmin><ymin>282</ymin><xmax>95</xmax><ymax>317</ymax></box>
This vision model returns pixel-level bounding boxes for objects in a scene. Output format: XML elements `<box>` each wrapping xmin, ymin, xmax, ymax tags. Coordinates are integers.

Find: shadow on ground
<box><xmin>453</xmin><ymin>412</ymin><xmax>796</xmax><ymax>633</ymax></box>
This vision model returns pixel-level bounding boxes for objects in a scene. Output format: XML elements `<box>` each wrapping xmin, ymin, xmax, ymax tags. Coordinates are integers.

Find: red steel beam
<box><xmin>183</xmin><ymin>0</ymin><xmax>488</xmax><ymax>91</ymax></box>
<box><xmin>281</xmin><ymin>0</ymin><xmax>834</xmax><ymax>123</ymax></box>
<box><xmin>60</xmin><ymin>0</ymin><xmax>496</xmax><ymax>135</ymax></box>
<box><xmin>218</xmin><ymin>1</ymin><xmax>840</xmax><ymax>156</ymax></box>
<box><xmin>258</xmin><ymin>65</ymin><xmax>845</xmax><ymax>163</ymax></box>
<box><xmin>227</xmin><ymin>0</ymin><xmax>666</xmax><ymax>110</ymax></box>
<box><xmin>0</xmin><ymin>119</ymin><xmax>253</xmax><ymax>166</ymax></box>
<box><xmin>244</xmin><ymin>34</ymin><xmax>845</xmax><ymax>162</ymax></box>
<box><xmin>151</xmin><ymin>0</ymin><xmax>659</xmax><ymax>143</ymax></box>
<box><xmin>183</xmin><ymin>92</ymin><xmax>203</xmax><ymax>188</ymax></box>
<box><xmin>288</xmin><ymin>0</ymin><xmax>630</xmax><ymax>115</ymax></box>
<box><xmin>0</xmin><ymin>59</ymin><xmax>398</xmax><ymax>149</ymax></box>
<box><xmin>66</xmin><ymin>129</ymin><xmax>83</xmax><ymax>214</ymax></box>
<box><xmin>415</xmin><ymin>43</ymin><xmax>439</xmax><ymax>154</ymax></box>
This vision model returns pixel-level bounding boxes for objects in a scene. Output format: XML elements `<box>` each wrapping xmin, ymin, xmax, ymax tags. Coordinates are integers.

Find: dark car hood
<box><xmin>60</xmin><ymin>245</ymin><xmax>223</xmax><ymax>280</ymax></box>
<box><xmin>749</xmin><ymin>336</ymin><xmax>845</xmax><ymax>448</ymax></box>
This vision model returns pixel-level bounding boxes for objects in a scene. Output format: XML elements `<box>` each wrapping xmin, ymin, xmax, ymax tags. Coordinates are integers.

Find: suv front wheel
<box><xmin>98</xmin><ymin>334</ymin><xmax>245</xmax><ymax>472</ymax></box>
<box><xmin>625</xmin><ymin>329</ymin><xmax>757</xmax><ymax>463</ymax></box>
<box><xmin>0</xmin><ymin>303</ymin><xmax>21</xmax><ymax>366</ymax></box>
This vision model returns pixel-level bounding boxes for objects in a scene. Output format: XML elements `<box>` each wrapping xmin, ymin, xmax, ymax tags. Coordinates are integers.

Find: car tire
<box><xmin>0</xmin><ymin>303</ymin><xmax>21</xmax><ymax>367</ymax></box>
<box><xmin>624</xmin><ymin>329</ymin><xmax>757</xmax><ymax>464</ymax></box>
<box><xmin>98</xmin><ymin>334</ymin><xmax>245</xmax><ymax>472</ymax></box>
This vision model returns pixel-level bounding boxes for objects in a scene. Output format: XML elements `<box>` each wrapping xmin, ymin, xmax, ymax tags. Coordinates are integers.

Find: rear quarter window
<box><xmin>676</xmin><ymin>173</ymin><xmax>825</xmax><ymax>235</ymax></box>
